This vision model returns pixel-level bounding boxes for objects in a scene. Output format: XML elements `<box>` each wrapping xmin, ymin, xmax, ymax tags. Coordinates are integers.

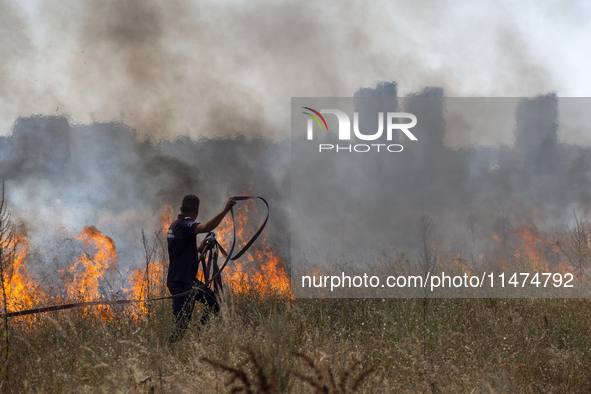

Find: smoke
<box><xmin>290</xmin><ymin>91</ymin><xmax>591</xmax><ymax>267</ymax></box>
<box><xmin>1</xmin><ymin>0</ymin><xmax>589</xmax><ymax>285</ymax></box>
<box><xmin>3</xmin><ymin>0</ymin><xmax>580</xmax><ymax>141</ymax></box>
<box><xmin>0</xmin><ymin>118</ymin><xmax>289</xmax><ymax>280</ymax></box>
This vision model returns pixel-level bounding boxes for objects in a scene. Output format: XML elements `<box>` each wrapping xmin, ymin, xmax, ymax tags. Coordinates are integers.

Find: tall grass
<box><xmin>2</xmin><ymin>205</ymin><xmax>591</xmax><ymax>392</ymax></box>
<box><xmin>2</xmin><ymin>280</ymin><xmax>591</xmax><ymax>393</ymax></box>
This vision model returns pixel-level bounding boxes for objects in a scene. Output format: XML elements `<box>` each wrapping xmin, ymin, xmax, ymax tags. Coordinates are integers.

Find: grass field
<box><xmin>1</xmin><ymin>194</ymin><xmax>590</xmax><ymax>393</ymax></box>
<box><xmin>2</xmin><ymin>283</ymin><xmax>591</xmax><ymax>393</ymax></box>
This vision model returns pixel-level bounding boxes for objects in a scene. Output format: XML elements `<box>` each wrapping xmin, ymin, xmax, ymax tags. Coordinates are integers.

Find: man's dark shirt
<box><xmin>167</xmin><ymin>215</ymin><xmax>200</xmax><ymax>286</ymax></box>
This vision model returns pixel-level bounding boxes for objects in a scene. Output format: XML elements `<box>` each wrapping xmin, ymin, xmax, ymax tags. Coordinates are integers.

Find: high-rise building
<box><xmin>514</xmin><ymin>94</ymin><xmax>558</xmax><ymax>175</ymax></box>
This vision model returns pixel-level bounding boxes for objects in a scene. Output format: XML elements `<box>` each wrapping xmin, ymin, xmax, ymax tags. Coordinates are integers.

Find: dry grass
<box><xmin>1</xmin><ymin>215</ymin><xmax>591</xmax><ymax>393</ymax></box>
<box><xmin>291</xmin><ymin>351</ymin><xmax>374</xmax><ymax>393</ymax></box>
<box><xmin>1</xmin><ymin>281</ymin><xmax>590</xmax><ymax>393</ymax></box>
<box><xmin>201</xmin><ymin>347</ymin><xmax>280</xmax><ymax>393</ymax></box>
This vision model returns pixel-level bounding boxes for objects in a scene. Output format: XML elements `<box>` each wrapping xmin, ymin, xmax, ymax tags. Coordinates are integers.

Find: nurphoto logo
<box><xmin>302</xmin><ymin>107</ymin><xmax>418</xmax><ymax>153</ymax></box>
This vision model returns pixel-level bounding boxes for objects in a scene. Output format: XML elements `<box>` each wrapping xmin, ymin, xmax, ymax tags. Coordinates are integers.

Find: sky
<box><xmin>1</xmin><ymin>0</ymin><xmax>590</xmax><ymax>142</ymax></box>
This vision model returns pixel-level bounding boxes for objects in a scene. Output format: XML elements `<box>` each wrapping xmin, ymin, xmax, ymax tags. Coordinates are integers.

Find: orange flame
<box><xmin>215</xmin><ymin>199</ymin><xmax>290</xmax><ymax>296</ymax></box>
<box><xmin>0</xmin><ymin>234</ymin><xmax>40</xmax><ymax>318</ymax></box>
<box><xmin>514</xmin><ymin>226</ymin><xmax>544</xmax><ymax>259</ymax></box>
<box><xmin>126</xmin><ymin>208</ymin><xmax>172</xmax><ymax>316</ymax></box>
<box><xmin>3</xmin><ymin>200</ymin><xmax>585</xmax><ymax>325</ymax></box>
<box><xmin>60</xmin><ymin>226</ymin><xmax>119</xmax><ymax>320</ymax></box>
<box><xmin>160</xmin><ymin>205</ymin><xmax>174</xmax><ymax>237</ymax></box>
<box><xmin>127</xmin><ymin>261</ymin><xmax>166</xmax><ymax>316</ymax></box>
<box><xmin>3</xmin><ymin>201</ymin><xmax>288</xmax><ymax>323</ymax></box>
<box><xmin>491</xmin><ymin>233</ymin><xmax>501</xmax><ymax>243</ymax></box>
<box><xmin>491</xmin><ymin>222</ymin><xmax>567</xmax><ymax>272</ymax></box>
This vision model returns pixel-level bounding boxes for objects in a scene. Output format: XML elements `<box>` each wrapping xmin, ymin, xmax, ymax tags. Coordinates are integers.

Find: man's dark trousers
<box><xmin>167</xmin><ymin>280</ymin><xmax>220</xmax><ymax>343</ymax></box>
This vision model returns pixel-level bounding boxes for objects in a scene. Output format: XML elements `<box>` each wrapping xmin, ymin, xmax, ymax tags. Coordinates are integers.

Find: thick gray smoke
<box><xmin>2</xmin><ymin>84</ymin><xmax>590</xmax><ymax>293</ymax></box>
<box><xmin>1</xmin><ymin>0</ymin><xmax>589</xmax><ymax>291</ymax></box>
<box><xmin>0</xmin><ymin>120</ymin><xmax>289</xmax><ymax>283</ymax></box>
<box><xmin>291</xmin><ymin>84</ymin><xmax>591</xmax><ymax>269</ymax></box>
<box><xmin>2</xmin><ymin>0</ymin><xmax>575</xmax><ymax>141</ymax></box>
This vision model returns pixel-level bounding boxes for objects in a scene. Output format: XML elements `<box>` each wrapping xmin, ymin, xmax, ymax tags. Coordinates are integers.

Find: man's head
<box><xmin>180</xmin><ymin>195</ymin><xmax>200</xmax><ymax>217</ymax></box>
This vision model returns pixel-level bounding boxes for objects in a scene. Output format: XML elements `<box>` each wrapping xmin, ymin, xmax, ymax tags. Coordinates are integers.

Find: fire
<box><xmin>514</xmin><ymin>226</ymin><xmax>546</xmax><ymax>260</ymax></box>
<box><xmin>1</xmin><ymin>201</ymin><xmax>287</xmax><ymax>323</ymax></box>
<box><xmin>160</xmin><ymin>205</ymin><xmax>174</xmax><ymax>237</ymax></box>
<box><xmin>1</xmin><ymin>226</ymin><xmax>125</xmax><ymax>323</ymax></box>
<box><xmin>2</xmin><ymin>226</ymin><xmax>122</xmax><ymax>323</ymax></box>
<box><xmin>215</xmin><ymin>198</ymin><xmax>290</xmax><ymax>296</ymax></box>
<box><xmin>114</xmin><ymin>200</ymin><xmax>289</xmax><ymax>310</ymax></box>
<box><xmin>62</xmin><ymin>226</ymin><xmax>119</xmax><ymax>299</ymax></box>
<box><xmin>127</xmin><ymin>260</ymin><xmax>166</xmax><ymax>315</ymax></box>
<box><xmin>60</xmin><ymin>226</ymin><xmax>119</xmax><ymax>320</ymax></box>
<box><xmin>0</xmin><ymin>233</ymin><xmax>39</xmax><ymax>317</ymax></box>
<box><xmin>2</xmin><ymin>198</ymin><xmax>584</xmax><ymax>324</ymax></box>
<box><xmin>490</xmin><ymin>222</ymin><xmax>567</xmax><ymax>272</ymax></box>
<box><xmin>137</xmin><ymin>202</ymin><xmax>290</xmax><ymax>298</ymax></box>
<box><xmin>127</xmin><ymin>209</ymin><xmax>172</xmax><ymax>316</ymax></box>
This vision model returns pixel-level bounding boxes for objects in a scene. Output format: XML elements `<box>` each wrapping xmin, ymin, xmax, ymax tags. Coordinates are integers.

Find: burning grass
<box><xmin>1</xmin><ymin>205</ymin><xmax>591</xmax><ymax>392</ymax></box>
<box><xmin>2</xmin><ymin>243</ymin><xmax>591</xmax><ymax>393</ymax></box>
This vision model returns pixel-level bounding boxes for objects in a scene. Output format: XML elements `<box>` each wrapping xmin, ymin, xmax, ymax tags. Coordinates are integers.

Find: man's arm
<box><xmin>194</xmin><ymin>197</ymin><xmax>236</xmax><ymax>234</ymax></box>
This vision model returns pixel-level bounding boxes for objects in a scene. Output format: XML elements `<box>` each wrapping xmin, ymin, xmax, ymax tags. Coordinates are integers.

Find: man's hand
<box><xmin>224</xmin><ymin>197</ymin><xmax>236</xmax><ymax>213</ymax></box>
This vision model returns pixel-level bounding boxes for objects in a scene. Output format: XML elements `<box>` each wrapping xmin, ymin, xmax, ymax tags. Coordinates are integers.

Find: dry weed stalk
<box><xmin>201</xmin><ymin>347</ymin><xmax>278</xmax><ymax>393</ymax></box>
<box><xmin>291</xmin><ymin>351</ymin><xmax>374</xmax><ymax>393</ymax></box>
<box><xmin>559</xmin><ymin>212</ymin><xmax>591</xmax><ymax>280</ymax></box>
<box><xmin>0</xmin><ymin>179</ymin><xmax>18</xmax><ymax>383</ymax></box>
<box><xmin>125</xmin><ymin>376</ymin><xmax>154</xmax><ymax>394</ymax></box>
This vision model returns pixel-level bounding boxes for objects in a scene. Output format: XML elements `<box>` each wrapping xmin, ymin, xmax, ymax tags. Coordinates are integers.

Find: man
<box><xmin>166</xmin><ymin>195</ymin><xmax>236</xmax><ymax>343</ymax></box>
